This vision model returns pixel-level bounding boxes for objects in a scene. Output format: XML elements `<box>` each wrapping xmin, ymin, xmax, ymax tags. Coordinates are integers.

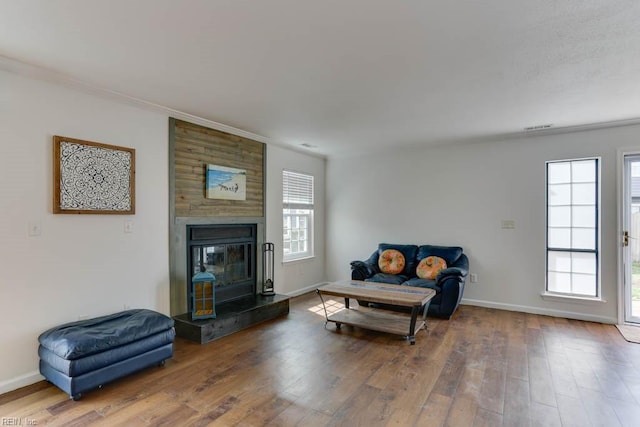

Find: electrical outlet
<box><xmin>501</xmin><ymin>220</ymin><xmax>515</xmax><ymax>229</ymax></box>
<box><xmin>470</xmin><ymin>273</ymin><xmax>478</xmax><ymax>283</ymax></box>
<box><xmin>78</xmin><ymin>315</ymin><xmax>89</xmax><ymax>320</ymax></box>
<box><xmin>28</xmin><ymin>221</ymin><xmax>42</xmax><ymax>237</ymax></box>
<box><xmin>124</xmin><ymin>220</ymin><xmax>134</xmax><ymax>233</ymax></box>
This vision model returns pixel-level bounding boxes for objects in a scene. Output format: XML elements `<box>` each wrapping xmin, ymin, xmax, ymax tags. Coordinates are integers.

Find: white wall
<box><xmin>266</xmin><ymin>145</ymin><xmax>326</xmax><ymax>295</ymax></box>
<box><xmin>0</xmin><ymin>70</ymin><xmax>170</xmax><ymax>392</ymax></box>
<box><xmin>0</xmin><ymin>69</ymin><xmax>328</xmax><ymax>394</ymax></box>
<box><xmin>326</xmin><ymin>125</ymin><xmax>640</xmax><ymax>324</ymax></box>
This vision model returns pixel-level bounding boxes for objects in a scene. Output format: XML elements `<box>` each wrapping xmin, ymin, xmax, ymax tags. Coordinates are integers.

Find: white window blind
<box><xmin>283</xmin><ymin>170</ymin><xmax>314</xmax><ymax>209</ymax></box>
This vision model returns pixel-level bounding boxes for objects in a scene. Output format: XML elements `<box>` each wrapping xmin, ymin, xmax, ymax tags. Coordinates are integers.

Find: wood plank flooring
<box><xmin>2</xmin><ymin>292</ymin><xmax>640</xmax><ymax>426</ymax></box>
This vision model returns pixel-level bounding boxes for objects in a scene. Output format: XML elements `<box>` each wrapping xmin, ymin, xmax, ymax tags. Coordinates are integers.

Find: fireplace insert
<box><xmin>186</xmin><ymin>224</ymin><xmax>256</xmax><ymax>312</ymax></box>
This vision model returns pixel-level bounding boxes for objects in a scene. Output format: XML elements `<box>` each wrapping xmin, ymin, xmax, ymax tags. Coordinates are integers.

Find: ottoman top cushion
<box><xmin>38</xmin><ymin>309</ymin><xmax>174</xmax><ymax>360</ymax></box>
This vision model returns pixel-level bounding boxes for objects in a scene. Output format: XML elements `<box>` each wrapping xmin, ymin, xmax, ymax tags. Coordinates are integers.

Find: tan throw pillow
<box><xmin>378</xmin><ymin>249</ymin><xmax>406</xmax><ymax>274</ymax></box>
<box><xmin>416</xmin><ymin>256</ymin><xmax>447</xmax><ymax>279</ymax></box>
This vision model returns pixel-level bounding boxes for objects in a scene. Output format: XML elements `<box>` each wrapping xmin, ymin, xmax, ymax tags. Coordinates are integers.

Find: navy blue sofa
<box><xmin>38</xmin><ymin>309</ymin><xmax>175</xmax><ymax>400</ymax></box>
<box><xmin>350</xmin><ymin>243</ymin><xmax>469</xmax><ymax>319</ymax></box>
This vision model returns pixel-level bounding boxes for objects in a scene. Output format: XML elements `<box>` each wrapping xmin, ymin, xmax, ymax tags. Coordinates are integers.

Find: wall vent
<box><xmin>524</xmin><ymin>124</ymin><xmax>553</xmax><ymax>131</ymax></box>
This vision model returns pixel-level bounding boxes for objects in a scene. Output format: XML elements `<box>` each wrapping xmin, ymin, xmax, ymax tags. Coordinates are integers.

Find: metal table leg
<box><xmin>408</xmin><ymin>305</ymin><xmax>419</xmax><ymax>345</ymax></box>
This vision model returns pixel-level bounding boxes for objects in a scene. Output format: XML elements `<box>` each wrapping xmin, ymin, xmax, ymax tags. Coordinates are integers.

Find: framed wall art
<box><xmin>53</xmin><ymin>136</ymin><xmax>135</xmax><ymax>214</ymax></box>
<box><xmin>205</xmin><ymin>164</ymin><xmax>247</xmax><ymax>201</ymax></box>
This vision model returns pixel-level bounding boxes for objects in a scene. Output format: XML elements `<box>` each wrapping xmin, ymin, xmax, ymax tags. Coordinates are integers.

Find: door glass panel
<box><xmin>205</xmin><ymin>245</ymin><xmax>225</xmax><ymax>284</ymax></box>
<box><xmin>629</xmin><ymin>160</ymin><xmax>640</xmax><ymax>321</ymax></box>
<box><xmin>226</xmin><ymin>244</ymin><xmax>246</xmax><ymax>283</ymax></box>
<box><xmin>624</xmin><ymin>157</ymin><xmax>640</xmax><ymax>322</ymax></box>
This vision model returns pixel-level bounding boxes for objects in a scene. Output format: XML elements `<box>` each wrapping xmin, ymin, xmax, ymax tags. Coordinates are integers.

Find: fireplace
<box><xmin>186</xmin><ymin>224</ymin><xmax>256</xmax><ymax>313</ymax></box>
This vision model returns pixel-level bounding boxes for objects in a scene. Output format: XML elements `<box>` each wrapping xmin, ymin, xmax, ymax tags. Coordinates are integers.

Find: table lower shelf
<box><xmin>326</xmin><ymin>307</ymin><xmax>425</xmax><ymax>343</ymax></box>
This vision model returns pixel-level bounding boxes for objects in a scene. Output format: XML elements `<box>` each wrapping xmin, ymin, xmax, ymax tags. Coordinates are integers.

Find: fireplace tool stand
<box><xmin>262</xmin><ymin>242</ymin><xmax>275</xmax><ymax>296</ymax></box>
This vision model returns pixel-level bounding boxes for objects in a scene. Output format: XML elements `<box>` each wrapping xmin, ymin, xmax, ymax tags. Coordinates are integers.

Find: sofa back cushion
<box><xmin>417</xmin><ymin>245</ymin><xmax>463</xmax><ymax>266</ymax></box>
<box><xmin>378</xmin><ymin>244</ymin><xmax>418</xmax><ymax>276</ymax></box>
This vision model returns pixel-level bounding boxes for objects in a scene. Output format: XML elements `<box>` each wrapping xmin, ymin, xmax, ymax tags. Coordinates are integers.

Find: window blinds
<box><xmin>283</xmin><ymin>170</ymin><xmax>314</xmax><ymax>210</ymax></box>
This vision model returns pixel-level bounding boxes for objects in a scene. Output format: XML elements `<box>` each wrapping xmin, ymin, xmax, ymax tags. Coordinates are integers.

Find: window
<box><xmin>283</xmin><ymin>170</ymin><xmax>314</xmax><ymax>261</ymax></box>
<box><xmin>546</xmin><ymin>158</ymin><xmax>600</xmax><ymax>297</ymax></box>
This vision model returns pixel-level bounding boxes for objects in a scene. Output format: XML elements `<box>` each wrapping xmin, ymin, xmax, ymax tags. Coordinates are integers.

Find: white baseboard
<box><xmin>284</xmin><ymin>282</ymin><xmax>329</xmax><ymax>298</ymax></box>
<box><xmin>461</xmin><ymin>298</ymin><xmax>617</xmax><ymax>324</ymax></box>
<box><xmin>282</xmin><ymin>287</ymin><xmax>619</xmax><ymax>324</ymax></box>
<box><xmin>0</xmin><ymin>371</ymin><xmax>44</xmax><ymax>395</ymax></box>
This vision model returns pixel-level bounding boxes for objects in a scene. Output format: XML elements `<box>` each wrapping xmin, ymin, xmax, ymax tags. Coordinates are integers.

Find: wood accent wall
<box><xmin>172</xmin><ymin>119</ymin><xmax>265</xmax><ymax>217</ymax></box>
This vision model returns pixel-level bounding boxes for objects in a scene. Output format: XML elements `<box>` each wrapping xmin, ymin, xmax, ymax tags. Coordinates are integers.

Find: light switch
<box><xmin>28</xmin><ymin>222</ymin><xmax>42</xmax><ymax>237</ymax></box>
<box><xmin>124</xmin><ymin>220</ymin><xmax>134</xmax><ymax>233</ymax></box>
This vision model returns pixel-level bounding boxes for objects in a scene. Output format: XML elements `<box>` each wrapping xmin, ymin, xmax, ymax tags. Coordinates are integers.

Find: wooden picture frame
<box><xmin>53</xmin><ymin>136</ymin><xmax>135</xmax><ymax>214</ymax></box>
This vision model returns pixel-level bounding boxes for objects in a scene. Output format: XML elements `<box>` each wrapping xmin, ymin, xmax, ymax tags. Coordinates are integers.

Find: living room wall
<box><xmin>265</xmin><ymin>145</ymin><xmax>326</xmax><ymax>296</ymax></box>
<box><xmin>0</xmin><ymin>69</ymin><xmax>169</xmax><ymax>393</ymax></box>
<box><xmin>0</xmin><ymin>67</ymin><xmax>327</xmax><ymax>394</ymax></box>
<box><xmin>326</xmin><ymin>124</ymin><xmax>640</xmax><ymax>323</ymax></box>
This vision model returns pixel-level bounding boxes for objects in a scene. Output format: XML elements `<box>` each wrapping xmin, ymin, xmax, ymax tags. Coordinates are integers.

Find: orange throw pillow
<box><xmin>378</xmin><ymin>249</ymin><xmax>406</xmax><ymax>274</ymax></box>
<box><xmin>416</xmin><ymin>256</ymin><xmax>447</xmax><ymax>280</ymax></box>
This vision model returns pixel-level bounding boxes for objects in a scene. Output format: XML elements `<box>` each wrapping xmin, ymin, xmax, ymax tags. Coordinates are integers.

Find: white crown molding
<box><xmin>523</xmin><ymin>117</ymin><xmax>640</xmax><ymax>135</ymax></box>
<box><xmin>0</xmin><ymin>54</ymin><xmax>270</xmax><ymax>144</ymax></box>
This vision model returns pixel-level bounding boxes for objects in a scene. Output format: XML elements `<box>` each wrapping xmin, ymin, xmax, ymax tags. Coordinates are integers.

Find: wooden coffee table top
<box><xmin>318</xmin><ymin>280</ymin><xmax>435</xmax><ymax>307</ymax></box>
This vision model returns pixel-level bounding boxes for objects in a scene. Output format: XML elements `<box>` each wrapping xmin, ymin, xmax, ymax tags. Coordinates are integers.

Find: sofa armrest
<box><xmin>436</xmin><ymin>266</ymin><xmax>468</xmax><ymax>282</ymax></box>
<box><xmin>350</xmin><ymin>260</ymin><xmax>376</xmax><ymax>280</ymax></box>
<box><xmin>435</xmin><ymin>275</ymin><xmax>465</xmax><ymax>318</ymax></box>
<box><xmin>350</xmin><ymin>250</ymin><xmax>380</xmax><ymax>281</ymax></box>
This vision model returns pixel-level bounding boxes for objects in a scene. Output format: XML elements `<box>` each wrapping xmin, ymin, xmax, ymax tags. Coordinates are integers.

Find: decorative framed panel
<box><xmin>53</xmin><ymin>136</ymin><xmax>135</xmax><ymax>214</ymax></box>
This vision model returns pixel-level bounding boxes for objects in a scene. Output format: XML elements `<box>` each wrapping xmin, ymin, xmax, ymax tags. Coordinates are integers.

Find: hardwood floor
<box><xmin>3</xmin><ymin>292</ymin><xmax>640</xmax><ymax>426</ymax></box>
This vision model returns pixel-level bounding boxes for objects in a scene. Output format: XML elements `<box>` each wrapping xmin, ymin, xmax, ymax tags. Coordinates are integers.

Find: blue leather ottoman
<box><xmin>38</xmin><ymin>309</ymin><xmax>175</xmax><ymax>400</ymax></box>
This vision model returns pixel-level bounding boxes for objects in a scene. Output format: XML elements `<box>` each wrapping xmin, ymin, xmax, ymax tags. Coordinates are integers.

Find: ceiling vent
<box><xmin>524</xmin><ymin>124</ymin><xmax>553</xmax><ymax>132</ymax></box>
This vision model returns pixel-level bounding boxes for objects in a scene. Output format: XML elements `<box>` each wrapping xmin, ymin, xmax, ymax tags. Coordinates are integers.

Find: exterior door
<box><xmin>623</xmin><ymin>154</ymin><xmax>640</xmax><ymax>324</ymax></box>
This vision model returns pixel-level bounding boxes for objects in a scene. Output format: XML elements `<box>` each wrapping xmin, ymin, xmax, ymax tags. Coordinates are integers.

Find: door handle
<box><xmin>624</xmin><ymin>231</ymin><xmax>630</xmax><ymax>247</ymax></box>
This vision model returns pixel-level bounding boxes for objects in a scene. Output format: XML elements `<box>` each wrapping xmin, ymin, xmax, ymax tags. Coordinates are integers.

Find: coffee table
<box><xmin>316</xmin><ymin>280</ymin><xmax>436</xmax><ymax>344</ymax></box>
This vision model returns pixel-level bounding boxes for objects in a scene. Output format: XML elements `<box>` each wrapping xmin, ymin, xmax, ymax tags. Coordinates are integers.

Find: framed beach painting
<box><xmin>206</xmin><ymin>164</ymin><xmax>247</xmax><ymax>201</ymax></box>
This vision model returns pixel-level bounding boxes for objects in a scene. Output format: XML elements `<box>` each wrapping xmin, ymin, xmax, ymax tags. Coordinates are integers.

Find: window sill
<box><xmin>282</xmin><ymin>256</ymin><xmax>315</xmax><ymax>265</ymax></box>
<box><xmin>540</xmin><ymin>292</ymin><xmax>607</xmax><ymax>305</ymax></box>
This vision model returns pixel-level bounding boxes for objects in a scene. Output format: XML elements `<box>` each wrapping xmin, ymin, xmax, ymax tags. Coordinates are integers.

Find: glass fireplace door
<box><xmin>187</xmin><ymin>223</ymin><xmax>257</xmax><ymax>311</ymax></box>
<box><xmin>190</xmin><ymin>242</ymin><xmax>254</xmax><ymax>306</ymax></box>
<box><xmin>192</xmin><ymin>244</ymin><xmax>250</xmax><ymax>285</ymax></box>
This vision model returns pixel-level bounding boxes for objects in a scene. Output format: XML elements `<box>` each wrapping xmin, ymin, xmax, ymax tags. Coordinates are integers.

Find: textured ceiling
<box><xmin>2</xmin><ymin>0</ymin><xmax>640</xmax><ymax>157</ymax></box>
